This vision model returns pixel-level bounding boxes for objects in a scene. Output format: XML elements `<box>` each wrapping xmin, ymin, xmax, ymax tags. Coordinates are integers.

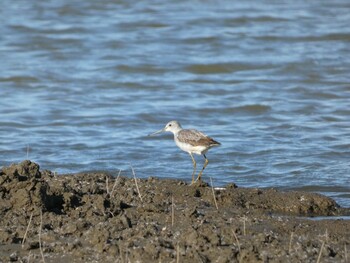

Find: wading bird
<box><xmin>149</xmin><ymin>121</ymin><xmax>221</xmax><ymax>183</ymax></box>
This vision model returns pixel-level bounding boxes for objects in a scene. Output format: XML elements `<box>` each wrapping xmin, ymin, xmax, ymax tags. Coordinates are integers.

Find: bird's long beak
<box><xmin>148</xmin><ymin>128</ymin><xmax>164</xmax><ymax>136</ymax></box>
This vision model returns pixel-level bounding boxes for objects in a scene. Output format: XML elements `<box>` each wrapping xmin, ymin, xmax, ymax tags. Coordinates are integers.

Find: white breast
<box><xmin>175</xmin><ymin>138</ymin><xmax>208</xmax><ymax>155</ymax></box>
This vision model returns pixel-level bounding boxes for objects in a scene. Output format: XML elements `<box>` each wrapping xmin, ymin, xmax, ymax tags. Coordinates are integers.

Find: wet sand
<box><xmin>1</xmin><ymin>160</ymin><xmax>349</xmax><ymax>262</ymax></box>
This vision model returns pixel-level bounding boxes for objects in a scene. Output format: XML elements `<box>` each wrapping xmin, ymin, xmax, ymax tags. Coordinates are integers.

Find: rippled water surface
<box><xmin>1</xmin><ymin>1</ymin><xmax>349</xmax><ymax>206</ymax></box>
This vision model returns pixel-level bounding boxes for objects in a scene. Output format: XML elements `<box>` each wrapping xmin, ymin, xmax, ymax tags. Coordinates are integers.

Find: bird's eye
<box><xmin>169</xmin><ymin>124</ymin><xmax>172</xmax><ymax>127</ymax></box>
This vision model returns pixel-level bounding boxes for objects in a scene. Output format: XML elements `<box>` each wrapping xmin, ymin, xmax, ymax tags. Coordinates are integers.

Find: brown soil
<box><xmin>0</xmin><ymin>160</ymin><xmax>349</xmax><ymax>262</ymax></box>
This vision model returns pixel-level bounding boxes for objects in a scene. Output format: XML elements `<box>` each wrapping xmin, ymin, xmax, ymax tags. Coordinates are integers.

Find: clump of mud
<box><xmin>0</xmin><ymin>161</ymin><xmax>349</xmax><ymax>262</ymax></box>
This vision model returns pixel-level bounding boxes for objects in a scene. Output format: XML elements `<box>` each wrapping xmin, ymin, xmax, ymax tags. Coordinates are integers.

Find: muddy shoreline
<box><xmin>1</xmin><ymin>160</ymin><xmax>349</xmax><ymax>262</ymax></box>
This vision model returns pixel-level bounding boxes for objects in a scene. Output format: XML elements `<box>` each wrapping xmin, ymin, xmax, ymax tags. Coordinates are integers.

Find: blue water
<box><xmin>1</xmin><ymin>0</ymin><xmax>349</xmax><ymax>207</ymax></box>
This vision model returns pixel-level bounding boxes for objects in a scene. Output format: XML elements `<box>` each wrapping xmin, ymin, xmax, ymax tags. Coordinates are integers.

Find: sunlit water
<box><xmin>1</xmin><ymin>1</ymin><xmax>349</xmax><ymax>207</ymax></box>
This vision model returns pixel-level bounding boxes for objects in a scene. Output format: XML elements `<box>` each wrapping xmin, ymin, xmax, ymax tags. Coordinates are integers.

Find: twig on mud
<box><xmin>316</xmin><ymin>240</ymin><xmax>325</xmax><ymax>263</ymax></box>
<box><xmin>231</xmin><ymin>229</ymin><xmax>241</xmax><ymax>252</ymax></box>
<box><xmin>22</xmin><ymin>212</ymin><xmax>33</xmax><ymax>248</ymax></box>
<box><xmin>240</xmin><ymin>216</ymin><xmax>247</xmax><ymax>236</ymax></box>
<box><xmin>108</xmin><ymin>211</ymin><xmax>115</xmax><ymax>217</ymax></box>
<box><xmin>210</xmin><ymin>177</ymin><xmax>218</xmax><ymax>210</ymax></box>
<box><xmin>316</xmin><ymin>229</ymin><xmax>329</xmax><ymax>263</ymax></box>
<box><xmin>39</xmin><ymin>210</ymin><xmax>46</xmax><ymax>263</ymax></box>
<box><xmin>27</xmin><ymin>251</ymin><xmax>33</xmax><ymax>263</ymax></box>
<box><xmin>131</xmin><ymin>166</ymin><xmax>143</xmax><ymax>202</ymax></box>
<box><xmin>345</xmin><ymin>244</ymin><xmax>348</xmax><ymax>263</ymax></box>
<box><xmin>105</xmin><ymin>175</ymin><xmax>110</xmax><ymax>194</ymax></box>
<box><xmin>171</xmin><ymin>195</ymin><xmax>175</xmax><ymax>227</ymax></box>
<box><xmin>288</xmin><ymin>231</ymin><xmax>294</xmax><ymax>254</ymax></box>
<box><xmin>110</xmin><ymin>169</ymin><xmax>122</xmax><ymax>196</ymax></box>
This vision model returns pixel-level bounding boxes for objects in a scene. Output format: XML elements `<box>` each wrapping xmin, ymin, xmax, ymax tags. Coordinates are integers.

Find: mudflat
<box><xmin>0</xmin><ymin>160</ymin><xmax>349</xmax><ymax>262</ymax></box>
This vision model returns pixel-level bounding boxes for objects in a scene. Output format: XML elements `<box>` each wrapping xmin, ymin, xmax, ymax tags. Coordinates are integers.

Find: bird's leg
<box><xmin>189</xmin><ymin>153</ymin><xmax>197</xmax><ymax>183</ymax></box>
<box><xmin>197</xmin><ymin>154</ymin><xmax>209</xmax><ymax>181</ymax></box>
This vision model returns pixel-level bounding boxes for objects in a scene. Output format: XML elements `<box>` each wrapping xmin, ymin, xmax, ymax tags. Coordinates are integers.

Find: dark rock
<box><xmin>2</xmin><ymin>160</ymin><xmax>41</xmax><ymax>181</ymax></box>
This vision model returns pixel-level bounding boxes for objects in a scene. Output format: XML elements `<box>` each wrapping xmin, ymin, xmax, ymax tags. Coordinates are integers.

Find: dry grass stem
<box><xmin>316</xmin><ymin>240</ymin><xmax>325</xmax><ymax>263</ymax></box>
<box><xmin>39</xmin><ymin>210</ymin><xmax>46</xmax><ymax>263</ymax></box>
<box><xmin>232</xmin><ymin>229</ymin><xmax>241</xmax><ymax>252</ymax></box>
<box><xmin>27</xmin><ymin>251</ymin><xmax>33</xmax><ymax>263</ymax></box>
<box><xmin>22</xmin><ymin>212</ymin><xmax>33</xmax><ymax>248</ymax></box>
<box><xmin>210</xmin><ymin>177</ymin><xmax>218</xmax><ymax>210</ymax></box>
<box><xmin>171</xmin><ymin>195</ymin><xmax>175</xmax><ymax>227</ymax></box>
<box><xmin>289</xmin><ymin>231</ymin><xmax>294</xmax><ymax>254</ymax></box>
<box><xmin>110</xmin><ymin>169</ymin><xmax>122</xmax><ymax>196</ymax></box>
<box><xmin>345</xmin><ymin>244</ymin><xmax>348</xmax><ymax>263</ymax></box>
<box><xmin>105</xmin><ymin>175</ymin><xmax>110</xmax><ymax>194</ymax></box>
<box><xmin>176</xmin><ymin>243</ymin><xmax>180</xmax><ymax>263</ymax></box>
<box><xmin>131</xmin><ymin>166</ymin><xmax>143</xmax><ymax>202</ymax></box>
<box><xmin>240</xmin><ymin>216</ymin><xmax>247</xmax><ymax>236</ymax></box>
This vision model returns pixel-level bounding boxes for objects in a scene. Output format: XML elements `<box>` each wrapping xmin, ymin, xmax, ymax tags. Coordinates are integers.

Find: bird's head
<box><xmin>148</xmin><ymin>120</ymin><xmax>182</xmax><ymax>136</ymax></box>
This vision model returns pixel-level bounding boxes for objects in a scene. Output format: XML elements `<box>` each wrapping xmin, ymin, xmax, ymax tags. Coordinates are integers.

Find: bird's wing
<box><xmin>177</xmin><ymin>129</ymin><xmax>219</xmax><ymax>147</ymax></box>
